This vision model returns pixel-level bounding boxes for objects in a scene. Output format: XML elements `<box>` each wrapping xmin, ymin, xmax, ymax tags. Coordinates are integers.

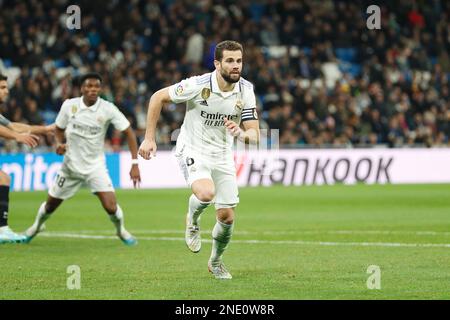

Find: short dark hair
<box><xmin>0</xmin><ymin>74</ymin><xmax>7</xmax><ymax>82</ymax></box>
<box><xmin>214</xmin><ymin>40</ymin><xmax>243</xmax><ymax>61</ymax></box>
<box><xmin>79</xmin><ymin>73</ymin><xmax>102</xmax><ymax>87</ymax></box>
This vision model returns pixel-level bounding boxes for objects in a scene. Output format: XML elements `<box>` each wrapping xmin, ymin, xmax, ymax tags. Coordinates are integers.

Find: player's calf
<box><xmin>24</xmin><ymin>202</ymin><xmax>53</xmax><ymax>243</ymax></box>
<box><xmin>185</xmin><ymin>194</ymin><xmax>212</xmax><ymax>253</ymax></box>
<box><xmin>185</xmin><ymin>213</ymin><xmax>202</xmax><ymax>253</ymax></box>
<box><xmin>96</xmin><ymin>192</ymin><xmax>136</xmax><ymax>245</ymax></box>
<box><xmin>208</xmin><ymin>207</ymin><xmax>235</xmax><ymax>278</ymax></box>
<box><xmin>107</xmin><ymin>203</ymin><xmax>137</xmax><ymax>246</ymax></box>
<box><xmin>185</xmin><ymin>178</ymin><xmax>214</xmax><ymax>254</ymax></box>
<box><xmin>187</xmin><ymin>194</ymin><xmax>211</xmax><ymax>226</ymax></box>
<box><xmin>210</xmin><ymin>218</ymin><xmax>234</xmax><ymax>263</ymax></box>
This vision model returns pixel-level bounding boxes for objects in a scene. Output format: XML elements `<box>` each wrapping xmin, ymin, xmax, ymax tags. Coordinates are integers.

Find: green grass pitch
<box><xmin>1</xmin><ymin>184</ymin><xmax>450</xmax><ymax>299</ymax></box>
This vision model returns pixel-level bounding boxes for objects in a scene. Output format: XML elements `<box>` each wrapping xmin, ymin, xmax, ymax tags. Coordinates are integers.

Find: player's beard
<box><xmin>221</xmin><ymin>70</ymin><xmax>240</xmax><ymax>84</ymax></box>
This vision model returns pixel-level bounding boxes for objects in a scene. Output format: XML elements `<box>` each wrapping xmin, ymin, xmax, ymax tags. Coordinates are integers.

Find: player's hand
<box><xmin>138</xmin><ymin>138</ymin><xmax>157</xmax><ymax>160</ymax></box>
<box><xmin>56</xmin><ymin>143</ymin><xmax>67</xmax><ymax>155</ymax></box>
<box><xmin>45</xmin><ymin>124</ymin><xmax>56</xmax><ymax>135</ymax></box>
<box><xmin>223</xmin><ymin>117</ymin><xmax>242</xmax><ymax>138</ymax></box>
<box><xmin>130</xmin><ymin>165</ymin><xmax>141</xmax><ymax>188</ymax></box>
<box><xmin>15</xmin><ymin>133</ymin><xmax>40</xmax><ymax>148</ymax></box>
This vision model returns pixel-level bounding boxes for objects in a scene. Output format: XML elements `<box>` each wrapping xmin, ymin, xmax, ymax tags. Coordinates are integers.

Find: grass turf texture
<box><xmin>1</xmin><ymin>184</ymin><xmax>450</xmax><ymax>299</ymax></box>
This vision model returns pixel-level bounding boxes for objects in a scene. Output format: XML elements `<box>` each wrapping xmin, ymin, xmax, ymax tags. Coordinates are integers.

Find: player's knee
<box><xmin>195</xmin><ymin>190</ymin><xmax>215</xmax><ymax>203</ymax></box>
<box><xmin>219</xmin><ymin>216</ymin><xmax>234</xmax><ymax>224</ymax></box>
<box><xmin>216</xmin><ymin>208</ymin><xmax>235</xmax><ymax>224</ymax></box>
<box><xmin>0</xmin><ymin>171</ymin><xmax>11</xmax><ymax>186</ymax></box>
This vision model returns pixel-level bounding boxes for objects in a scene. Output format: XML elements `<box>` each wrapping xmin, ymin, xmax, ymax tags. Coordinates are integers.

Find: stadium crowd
<box><xmin>0</xmin><ymin>0</ymin><xmax>449</xmax><ymax>152</ymax></box>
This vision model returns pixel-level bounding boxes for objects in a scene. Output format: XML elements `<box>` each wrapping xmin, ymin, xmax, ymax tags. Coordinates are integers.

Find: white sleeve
<box><xmin>168</xmin><ymin>76</ymin><xmax>201</xmax><ymax>104</ymax></box>
<box><xmin>241</xmin><ymin>83</ymin><xmax>258</xmax><ymax>122</ymax></box>
<box><xmin>110</xmin><ymin>104</ymin><xmax>130</xmax><ymax>131</ymax></box>
<box><xmin>0</xmin><ymin>114</ymin><xmax>11</xmax><ymax>126</ymax></box>
<box><xmin>55</xmin><ymin>100</ymin><xmax>70</xmax><ymax>129</ymax></box>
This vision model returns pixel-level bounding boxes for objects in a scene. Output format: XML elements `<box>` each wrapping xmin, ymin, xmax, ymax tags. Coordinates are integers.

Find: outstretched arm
<box><xmin>123</xmin><ymin>126</ymin><xmax>141</xmax><ymax>188</ymax></box>
<box><xmin>0</xmin><ymin>113</ymin><xmax>55</xmax><ymax>135</ymax></box>
<box><xmin>8</xmin><ymin>122</ymin><xmax>55</xmax><ymax>135</ymax></box>
<box><xmin>138</xmin><ymin>87</ymin><xmax>172</xmax><ymax>160</ymax></box>
<box><xmin>0</xmin><ymin>125</ymin><xmax>39</xmax><ymax>148</ymax></box>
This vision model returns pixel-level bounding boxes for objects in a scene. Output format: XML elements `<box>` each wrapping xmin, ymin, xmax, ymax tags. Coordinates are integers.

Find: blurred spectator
<box><xmin>0</xmin><ymin>0</ymin><xmax>448</xmax><ymax>153</ymax></box>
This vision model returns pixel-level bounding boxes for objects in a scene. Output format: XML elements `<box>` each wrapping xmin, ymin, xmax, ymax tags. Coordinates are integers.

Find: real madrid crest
<box><xmin>235</xmin><ymin>99</ymin><xmax>243</xmax><ymax>112</ymax></box>
<box><xmin>201</xmin><ymin>88</ymin><xmax>210</xmax><ymax>100</ymax></box>
<box><xmin>71</xmin><ymin>105</ymin><xmax>78</xmax><ymax>117</ymax></box>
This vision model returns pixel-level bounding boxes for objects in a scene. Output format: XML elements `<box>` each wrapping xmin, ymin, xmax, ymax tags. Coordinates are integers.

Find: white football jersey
<box><xmin>168</xmin><ymin>70</ymin><xmax>258</xmax><ymax>158</ymax></box>
<box><xmin>55</xmin><ymin>96</ymin><xmax>130</xmax><ymax>174</ymax></box>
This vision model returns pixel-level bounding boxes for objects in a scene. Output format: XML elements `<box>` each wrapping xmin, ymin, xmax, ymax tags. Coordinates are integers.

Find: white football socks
<box><xmin>27</xmin><ymin>202</ymin><xmax>51</xmax><ymax>236</ymax></box>
<box><xmin>109</xmin><ymin>204</ymin><xmax>125</xmax><ymax>234</ymax></box>
<box><xmin>210</xmin><ymin>219</ymin><xmax>234</xmax><ymax>266</ymax></box>
<box><xmin>188</xmin><ymin>194</ymin><xmax>211</xmax><ymax>226</ymax></box>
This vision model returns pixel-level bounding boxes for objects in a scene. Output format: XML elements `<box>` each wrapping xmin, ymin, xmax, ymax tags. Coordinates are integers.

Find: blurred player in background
<box><xmin>139</xmin><ymin>41</ymin><xmax>260</xmax><ymax>279</ymax></box>
<box><xmin>24</xmin><ymin>73</ymin><xmax>141</xmax><ymax>246</ymax></box>
<box><xmin>0</xmin><ymin>74</ymin><xmax>54</xmax><ymax>243</ymax></box>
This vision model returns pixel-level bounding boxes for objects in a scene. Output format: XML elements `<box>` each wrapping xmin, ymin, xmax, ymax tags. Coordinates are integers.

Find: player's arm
<box><xmin>8</xmin><ymin>122</ymin><xmax>55</xmax><ymax>135</ymax></box>
<box><xmin>53</xmin><ymin>100</ymin><xmax>71</xmax><ymax>155</ymax></box>
<box><xmin>224</xmin><ymin>117</ymin><xmax>260</xmax><ymax>144</ymax></box>
<box><xmin>123</xmin><ymin>126</ymin><xmax>141</xmax><ymax>188</ymax></box>
<box><xmin>138</xmin><ymin>87</ymin><xmax>172</xmax><ymax>160</ymax></box>
<box><xmin>0</xmin><ymin>124</ymin><xmax>39</xmax><ymax>147</ymax></box>
<box><xmin>240</xmin><ymin>119</ymin><xmax>260</xmax><ymax>144</ymax></box>
<box><xmin>54</xmin><ymin>125</ymin><xmax>67</xmax><ymax>155</ymax></box>
<box><xmin>1</xmin><ymin>112</ymin><xmax>54</xmax><ymax>135</ymax></box>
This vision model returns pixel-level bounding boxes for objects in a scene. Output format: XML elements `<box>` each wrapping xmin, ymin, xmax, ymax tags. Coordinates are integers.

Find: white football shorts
<box><xmin>49</xmin><ymin>163</ymin><xmax>115</xmax><ymax>200</ymax></box>
<box><xmin>174</xmin><ymin>142</ymin><xmax>239</xmax><ymax>208</ymax></box>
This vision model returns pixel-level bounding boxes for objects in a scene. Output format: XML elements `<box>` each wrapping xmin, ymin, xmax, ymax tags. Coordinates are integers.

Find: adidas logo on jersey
<box><xmin>200</xmin><ymin>100</ymin><xmax>208</xmax><ymax>106</ymax></box>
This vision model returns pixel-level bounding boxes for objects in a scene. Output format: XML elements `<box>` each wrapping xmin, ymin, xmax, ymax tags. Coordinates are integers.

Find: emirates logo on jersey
<box><xmin>200</xmin><ymin>111</ymin><xmax>238</xmax><ymax>126</ymax></box>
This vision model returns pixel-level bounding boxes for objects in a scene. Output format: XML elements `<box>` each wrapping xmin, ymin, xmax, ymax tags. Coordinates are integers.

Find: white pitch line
<box><xmin>52</xmin><ymin>229</ymin><xmax>450</xmax><ymax>236</ymax></box>
<box><xmin>37</xmin><ymin>232</ymin><xmax>450</xmax><ymax>249</ymax></box>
